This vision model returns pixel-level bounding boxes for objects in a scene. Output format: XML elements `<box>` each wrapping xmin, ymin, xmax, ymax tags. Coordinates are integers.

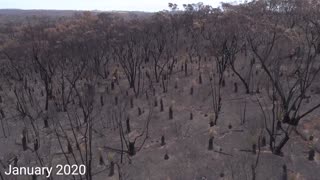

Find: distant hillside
<box><xmin>0</xmin><ymin>9</ymin><xmax>81</xmax><ymax>17</ymax></box>
<box><xmin>0</xmin><ymin>9</ymin><xmax>153</xmax><ymax>17</ymax></box>
<box><xmin>0</xmin><ymin>9</ymin><xmax>154</xmax><ymax>24</ymax></box>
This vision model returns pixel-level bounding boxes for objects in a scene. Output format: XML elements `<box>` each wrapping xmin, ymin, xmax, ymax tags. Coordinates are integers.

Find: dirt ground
<box><xmin>1</xmin><ymin>57</ymin><xmax>320</xmax><ymax>180</ymax></box>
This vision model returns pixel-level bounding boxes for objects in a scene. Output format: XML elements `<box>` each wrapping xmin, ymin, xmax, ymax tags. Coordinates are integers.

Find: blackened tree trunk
<box><xmin>128</xmin><ymin>142</ymin><xmax>136</xmax><ymax>156</ymax></box>
<box><xmin>22</xmin><ymin>135</ymin><xmax>27</xmax><ymax>151</ymax></box>
<box><xmin>109</xmin><ymin>161</ymin><xmax>114</xmax><ymax>176</ymax></box>
<box><xmin>208</xmin><ymin>137</ymin><xmax>214</xmax><ymax>150</ymax></box>
<box><xmin>126</xmin><ymin>117</ymin><xmax>131</xmax><ymax>133</ymax></box>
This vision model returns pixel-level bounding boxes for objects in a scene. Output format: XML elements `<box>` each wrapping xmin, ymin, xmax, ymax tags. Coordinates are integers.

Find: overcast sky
<box><xmin>0</xmin><ymin>0</ymin><xmax>242</xmax><ymax>12</ymax></box>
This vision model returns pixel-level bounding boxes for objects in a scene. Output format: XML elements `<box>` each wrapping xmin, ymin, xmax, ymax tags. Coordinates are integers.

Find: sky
<box><xmin>0</xmin><ymin>0</ymin><xmax>242</xmax><ymax>12</ymax></box>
